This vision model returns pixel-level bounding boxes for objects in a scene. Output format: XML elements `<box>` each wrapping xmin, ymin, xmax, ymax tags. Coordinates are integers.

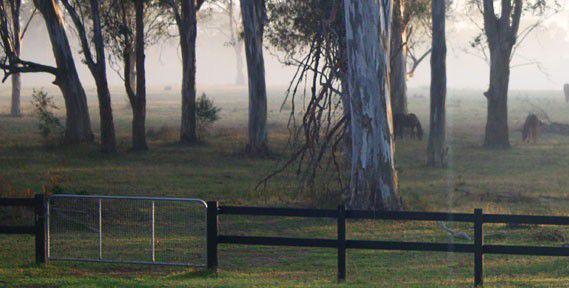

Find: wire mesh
<box><xmin>47</xmin><ymin>195</ymin><xmax>206</xmax><ymax>267</ymax></box>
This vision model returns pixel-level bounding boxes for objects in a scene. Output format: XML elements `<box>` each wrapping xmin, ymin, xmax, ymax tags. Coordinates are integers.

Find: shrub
<box><xmin>196</xmin><ymin>93</ymin><xmax>221</xmax><ymax>140</ymax></box>
<box><xmin>31</xmin><ymin>89</ymin><xmax>64</xmax><ymax>147</ymax></box>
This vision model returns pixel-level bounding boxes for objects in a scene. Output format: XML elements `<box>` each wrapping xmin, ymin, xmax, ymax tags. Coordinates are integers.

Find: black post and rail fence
<box><xmin>206</xmin><ymin>201</ymin><xmax>569</xmax><ymax>286</ymax></box>
<box><xmin>0</xmin><ymin>194</ymin><xmax>47</xmax><ymax>264</ymax></box>
<box><xmin>1</xmin><ymin>197</ymin><xmax>568</xmax><ymax>286</ymax></box>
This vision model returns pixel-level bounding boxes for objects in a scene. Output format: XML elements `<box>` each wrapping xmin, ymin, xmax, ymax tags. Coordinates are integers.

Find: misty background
<box><xmin>6</xmin><ymin>3</ymin><xmax>569</xmax><ymax>94</ymax></box>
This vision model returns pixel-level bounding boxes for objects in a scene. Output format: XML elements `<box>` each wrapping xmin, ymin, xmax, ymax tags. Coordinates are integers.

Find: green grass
<box><xmin>0</xmin><ymin>86</ymin><xmax>568</xmax><ymax>287</ymax></box>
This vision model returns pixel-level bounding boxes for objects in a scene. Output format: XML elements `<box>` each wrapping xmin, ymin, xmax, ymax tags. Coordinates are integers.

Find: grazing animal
<box><xmin>522</xmin><ymin>114</ymin><xmax>540</xmax><ymax>143</ymax></box>
<box><xmin>394</xmin><ymin>113</ymin><xmax>423</xmax><ymax>140</ymax></box>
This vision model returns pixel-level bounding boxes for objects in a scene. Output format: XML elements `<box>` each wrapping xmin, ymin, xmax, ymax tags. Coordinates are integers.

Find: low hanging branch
<box><xmin>258</xmin><ymin>0</ymin><xmax>349</xmax><ymax>195</ymax></box>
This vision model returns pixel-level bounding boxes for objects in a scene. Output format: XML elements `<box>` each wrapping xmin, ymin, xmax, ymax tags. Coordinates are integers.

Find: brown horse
<box><xmin>394</xmin><ymin>113</ymin><xmax>423</xmax><ymax>140</ymax></box>
<box><xmin>522</xmin><ymin>114</ymin><xmax>540</xmax><ymax>143</ymax></box>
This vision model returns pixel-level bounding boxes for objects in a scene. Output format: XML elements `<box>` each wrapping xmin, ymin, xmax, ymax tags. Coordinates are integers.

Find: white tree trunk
<box><xmin>228</xmin><ymin>0</ymin><xmax>245</xmax><ymax>85</ymax></box>
<box><xmin>241</xmin><ymin>0</ymin><xmax>268</xmax><ymax>155</ymax></box>
<box><xmin>9</xmin><ymin>0</ymin><xmax>21</xmax><ymax>117</ymax></box>
<box><xmin>234</xmin><ymin>38</ymin><xmax>245</xmax><ymax>85</ymax></box>
<box><xmin>344</xmin><ymin>0</ymin><xmax>401</xmax><ymax>210</ymax></box>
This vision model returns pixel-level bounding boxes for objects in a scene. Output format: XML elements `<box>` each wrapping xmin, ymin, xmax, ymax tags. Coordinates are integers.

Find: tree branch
<box><xmin>60</xmin><ymin>0</ymin><xmax>96</xmax><ymax>68</ymax></box>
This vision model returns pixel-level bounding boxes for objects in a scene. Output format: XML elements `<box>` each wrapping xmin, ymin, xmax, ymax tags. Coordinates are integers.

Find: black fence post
<box><xmin>337</xmin><ymin>205</ymin><xmax>346</xmax><ymax>282</ymax></box>
<box><xmin>474</xmin><ymin>208</ymin><xmax>484</xmax><ymax>286</ymax></box>
<box><xmin>206</xmin><ymin>201</ymin><xmax>218</xmax><ymax>272</ymax></box>
<box><xmin>34</xmin><ymin>194</ymin><xmax>47</xmax><ymax>265</ymax></box>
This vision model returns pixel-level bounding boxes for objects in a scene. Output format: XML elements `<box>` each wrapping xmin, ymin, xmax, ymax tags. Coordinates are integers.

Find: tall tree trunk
<box><xmin>61</xmin><ymin>0</ymin><xmax>117</xmax><ymax>153</ymax></box>
<box><xmin>427</xmin><ymin>0</ymin><xmax>447</xmax><ymax>167</ymax></box>
<box><xmin>234</xmin><ymin>39</ymin><xmax>245</xmax><ymax>85</ymax></box>
<box><xmin>33</xmin><ymin>0</ymin><xmax>93</xmax><ymax>144</ymax></box>
<box><xmin>389</xmin><ymin>0</ymin><xmax>408</xmax><ymax>115</ymax></box>
<box><xmin>10</xmin><ymin>70</ymin><xmax>20</xmax><ymax>116</ymax></box>
<box><xmin>179</xmin><ymin>0</ymin><xmax>198</xmax><ymax>144</ymax></box>
<box><xmin>241</xmin><ymin>0</ymin><xmax>268</xmax><ymax>155</ymax></box>
<box><xmin>91</xmin><ymin>0</ymin><xmax>116</xmax><ymax>153</ymax></box>
<box><xmin>9</xmin><ymin>0</ymin><xmax>21</xmax><ymax>117</ymax></box>
<box><xmin>344</xmin><ymin>0</ymin><xmax>401</xmax><ymax>211</ymax></box>
<box><xmin>93</xmin><ymin>74</ymin><xmax>116</xmax><ymax>153</ymax></box>
<box><xmin>128</xmin><ymin>49</ymin><xmax>137</xmax><ymax>92</ymax></box>
<box><xmin>481</xmin><ymin>0</ymin><xmax>522</xmax><ymax>149</ymax></box>
<box><xmin>228</xmin><ymin>0</ymin><xmax>245</xmax><ymax>85</ymax></box>
<box><xmin>132</xmin><ymin>0</ymin><xmax>147</xmax><ymax>151</ymax></box>
<box><xmin>484</xmin><ymin>48</ymin><xmax>510</xmax><ymax>148</ymax></box>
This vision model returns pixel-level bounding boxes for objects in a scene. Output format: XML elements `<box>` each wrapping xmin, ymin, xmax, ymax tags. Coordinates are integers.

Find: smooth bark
<box><xmin>344</xmin><ymin>0</ymin><xmax>401</xmax><ymax>211</ymax></box>
<box><xmin>33</xmin><ymin>0</ymin><xmax>93</xmax><ymax>144</ymax></box>
<box><xmin>9</xmin><ymin>0</ymin><xmax>20</xmax><ymax>117</ymax></box>
<box><xmin>228</xmin><ymin>0</ymin><xmax>245</xmax><ymax>85</ymax></box>
<box><xmin>241</xmin><ymin>0</ymin><xmax>268</xmax><ymax>155</ymax></box>
<box><xmin>427</xmin><ymin>0</ymin><xmax>447</xmax><ymax>167</ymax></box>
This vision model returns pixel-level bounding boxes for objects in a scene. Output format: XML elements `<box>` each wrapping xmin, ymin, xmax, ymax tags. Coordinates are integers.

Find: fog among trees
<box><xmin>6</xmin><ymin>1</ymin><xmax>569</xmax><ymax>92</ymax></box>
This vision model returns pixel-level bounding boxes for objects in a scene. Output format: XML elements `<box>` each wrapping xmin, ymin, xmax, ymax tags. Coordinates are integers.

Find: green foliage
<box><xmin>196</xmin><ymin>93</ymin><xmax>221</xmax><ymax>140</ymax></box>
<box><xmin>31</xmin><ymin>89</ymin><xmax>64</xmax><ymax>147</ymax></box>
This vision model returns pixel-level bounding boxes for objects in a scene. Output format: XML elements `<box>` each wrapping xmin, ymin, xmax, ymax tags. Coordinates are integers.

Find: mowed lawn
<box><xmin>1</xmin><ymin>86</ymin><xmax>568</xmax><ymax>287</ymax></box>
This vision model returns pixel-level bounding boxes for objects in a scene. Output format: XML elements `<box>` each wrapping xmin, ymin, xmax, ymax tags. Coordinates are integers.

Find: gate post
<box><xmin>206</xmin><ymin>201</ymin><xmax>218</xmax><ymax>272</ymax></box>
<box><xmin>474</xmin><ymin>208</ymin><xmax>484</xmax><ymax>286</ymax></box>
<box><xmin>34</xmin><ymin>194</ymin><xmax>47</xmax><ymax>265</ymax></box>
<box><xmin>337</xmin><ymin>205</ymin><xmax>346</xmax><ymax>282</ymax></box>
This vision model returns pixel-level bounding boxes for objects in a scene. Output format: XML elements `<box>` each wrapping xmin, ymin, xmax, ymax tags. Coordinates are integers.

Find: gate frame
<box><xmin>47</xmin><ymin>194</ymin><xmax>208</xmax><ymax>267</ymax></box>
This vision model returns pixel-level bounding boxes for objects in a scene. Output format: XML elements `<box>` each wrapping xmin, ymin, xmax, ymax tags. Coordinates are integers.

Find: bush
<box><xmin>31</xmin><ymin>89</ymin><xmax>64</xmax><ymax>147</ymax></box>
<box><xmin>196</xmin><ymin>93</ymin><xmax>221</xmax><ymax>140</ymax></box>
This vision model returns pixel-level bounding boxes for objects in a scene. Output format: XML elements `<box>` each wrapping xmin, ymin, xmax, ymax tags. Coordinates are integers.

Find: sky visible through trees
<box><xmin>8</xmin><ymin>1</ymin><xmax>569</xmax><ymax>91</ymax></box>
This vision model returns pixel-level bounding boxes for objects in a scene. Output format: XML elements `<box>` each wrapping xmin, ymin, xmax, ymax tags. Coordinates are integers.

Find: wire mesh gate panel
<box><xmin>47</xmin><ymin>195</ymin><xmax>207</xmax><ymax>266</ymax></box>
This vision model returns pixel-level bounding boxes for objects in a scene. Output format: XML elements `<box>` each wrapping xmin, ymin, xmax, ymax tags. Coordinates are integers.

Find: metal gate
<box><xmin>47</xmin><ymin>195</ymin><xmax>207</xmax><ymax>266</ymax></box>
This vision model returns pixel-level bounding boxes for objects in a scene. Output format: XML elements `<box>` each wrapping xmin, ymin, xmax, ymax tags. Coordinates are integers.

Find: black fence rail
<box><xmin>206</xmin><ymin>202</ymin><xmax>569</xmax><ymax>286</ymax></box>
<box><xmin>0</xmin><ymin>194</ymin><xmax>47</xmax><ymax>264</ymax></box>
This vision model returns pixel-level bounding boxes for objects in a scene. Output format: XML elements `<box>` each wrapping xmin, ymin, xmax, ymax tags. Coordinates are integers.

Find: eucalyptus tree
<box><xmin>472</xmin><ymin>0</ymin><xmax>557</xmax><ymax>148</ymax></box>
<box><xmin>61</xmin><ymin>0</ymin><xmax>117</xmax><ymax>153</ymax></box>
<box><xmin>7</xmin><ymin>0</ymin><xmax>19</xmax><ymax>116</ymax></box>
<box><xmin>4</xmin><ymin>0</ymin><xmax>28</xmax><ymax>117</ymax></box>
<box><xmin>241</xmin><ymin>0</ymin><xmax>268</xmax><ymax>155</ymax></box>
<box><xmin>132</xmin><ymin>0</ymin><xmax>147</xmax><ymax>150</ymax></box>
<box><xmin>163</xmin><ymin>0</ymin><xmax>205</xmax><ymax>144</ymax></box>
<box><xmin>102</xmin><ymin>0</ymin><xmax>169</xmax><ymax>151</ymax></box>
<box><xmin>259</xmin><ymin>0</ymin><xmax>351</xmax><ymax>196</ymax></box>
<box><xmin>390</xmin><ymin>0</ymin><xmax>430</xmax><ymax>115</ymax></box>
<box><xmin>427</xmin><ymin>0</ymin><xmax>447</xmax><ymax>167</ymax></box>
<box><xmin>344</xmin><ymin>0</ymin><xmax>401</xmax><ymax>210</ymax></box>
<box><xmin>226</xmin><ymin>0</ymin><xmax>245</xmax><ymax>85</ymax></box>
<box><xmin>0</xmin><ymin>0</ymin><xmax>93</xmax><ymax>144</ymax></box>
<box><xmin>201</xmin><ymin>0</ymin><xmax>245</xmax><ymax>85</ymax></box>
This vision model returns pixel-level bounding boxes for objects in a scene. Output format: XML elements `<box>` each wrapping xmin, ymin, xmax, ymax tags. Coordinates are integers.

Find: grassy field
<box><xmin>0</xmin><ymin>85</ymin><xmax>568</xmax><ymax>287</ymax></box>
